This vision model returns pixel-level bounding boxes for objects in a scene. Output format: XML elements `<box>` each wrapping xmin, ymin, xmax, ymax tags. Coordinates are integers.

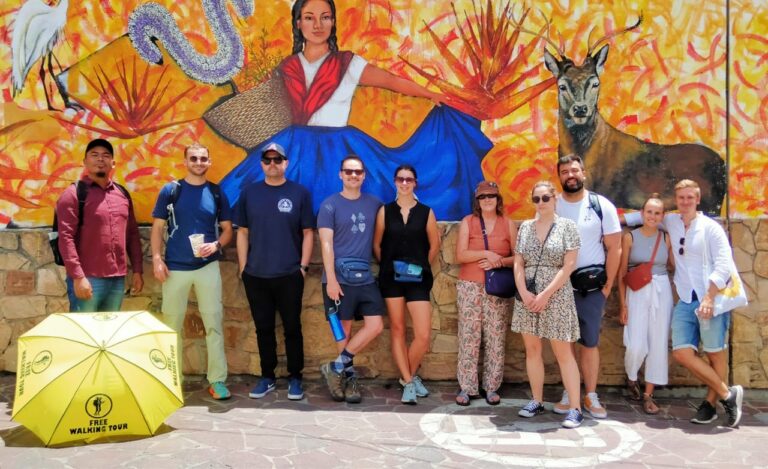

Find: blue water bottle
<box><xmin>328</xmin><ymin>299</ymin><xmax>346</xmax><ymax>342</ymax></box>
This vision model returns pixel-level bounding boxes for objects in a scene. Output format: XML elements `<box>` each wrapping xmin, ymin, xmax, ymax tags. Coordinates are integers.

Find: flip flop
<box><xmin>456</xmin><ymin>390</ymin><xmax>471</xmax><ymax>406</ymax></box>
<box><xmin>485</xmin><ymin>391</ymin><xmax>501</xmax><ymax>406</ymax></box>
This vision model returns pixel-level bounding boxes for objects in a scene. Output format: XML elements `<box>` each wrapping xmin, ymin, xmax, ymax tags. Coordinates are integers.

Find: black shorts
<box><xmin>378</xmin><ymin>275</ymin><xmax>433</xmax><ymax>302</ymax></box>
<box><xmin>322</xmin><ymin>283</ymin><xmax>386</xmax><ymax>321</ymax></box>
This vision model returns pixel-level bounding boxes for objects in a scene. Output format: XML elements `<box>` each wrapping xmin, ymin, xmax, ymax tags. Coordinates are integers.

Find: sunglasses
<box><xmin>395</xmin><ymin>176</ymin><xmax>416</xmax><ymax>185</ymax></box>
<box><xmin>532</xmin><ymin>195</ymin><xmax>553</xmax><ymax>204</ymax></box>
<box><xmin>261</xmin><ymin>156</ymin><xmax>286</xmax><ymax>165</ymax></box>
<box><xmin>342</xmin><ymin>168</ymin><xmax>364</xmax><ymax>176</ymax></box>
<box><xmin>476</xmin><ymin>194</ymin><xmax>497</xmax><ymax>200</ymax></box>
<box><xmin>679</xmin><ymin>237</ymin><xmax>685</xmax><ymax>255</ymax></box>
<box><xmin>188</xmin><ymin>155</ymin><xmax>209</xmax><ymax>163</ymax></box>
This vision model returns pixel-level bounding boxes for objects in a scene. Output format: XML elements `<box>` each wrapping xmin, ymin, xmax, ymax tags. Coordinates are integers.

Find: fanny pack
<box><xmin>393</xmin><ymin>260</ymin><xmax>423</xmax><ymax>283</ymax></box>
<box><xmin>571</xmin><ymin>264</ymin><xmax>607</xmax><ymax>294</ymax></box>
<box><xmin>335</xmin><ymin>257</ymin><xmax>373</xmax><ymax>285</ymax></box>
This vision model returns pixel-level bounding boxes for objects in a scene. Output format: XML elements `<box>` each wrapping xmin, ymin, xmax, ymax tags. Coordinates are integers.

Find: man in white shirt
<box><xmin>554</xmin><ymin>155</ymin><xmax>622</xmax><ymax>419</ymax></box>
<box><xmin>625</xmin><ymin>179</ymin><xmax>743</xmax><ymax>427</ymax></box>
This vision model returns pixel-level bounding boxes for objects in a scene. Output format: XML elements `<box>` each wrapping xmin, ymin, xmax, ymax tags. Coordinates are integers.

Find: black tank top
<box><xmin>380</xmin><ymin>201</ymin><xmax>432</xmax><ymax>278</ymax></box>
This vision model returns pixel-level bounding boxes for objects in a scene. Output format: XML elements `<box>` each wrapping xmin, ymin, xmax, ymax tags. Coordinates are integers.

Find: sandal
<box><xmin>455</xmin><ymin>390</ymin><xmax>471</xmax><ymax>406</ymax></box>
<box><xmin>643</xmin><ymin>393</ymin><xmax>660</xmax><ymax>415</ymax></box>
<box><xmin>485</xmin><ymin>391</ymin><xmax>501</xmax><ymax>406</ymax></box>
<box><xmin>626</xmin><ymin>379</ymin><xmax>642</xmax><ymax>401</ymax></box>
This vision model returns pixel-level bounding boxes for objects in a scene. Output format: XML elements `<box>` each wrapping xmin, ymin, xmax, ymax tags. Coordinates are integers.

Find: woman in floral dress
<box><xmin>511</xmin><ymin>181</ymin><xmax>584</xmax><ymax>429</ymax></box>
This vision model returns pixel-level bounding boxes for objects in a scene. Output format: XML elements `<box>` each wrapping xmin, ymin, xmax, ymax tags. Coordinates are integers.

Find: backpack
<box><xmin>50</xmin><ymin>181</ymin><xmax>133</xmax><ymax>266</ymax></box>
<box><xmin>588</xmin><ymin>191</ymin><xmax>603</xmax><ymax>241</ymax></box>
<box><xmin>165</xmin><ymin>180</ymin><xmax>222</xmax><ymax>239</ymax></box>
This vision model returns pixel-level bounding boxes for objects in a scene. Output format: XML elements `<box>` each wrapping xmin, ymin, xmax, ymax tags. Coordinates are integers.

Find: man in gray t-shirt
<box><xmin>317</xmin><ymin>156</ymin><xmax>385</xmax><ymax>404</ymax></box>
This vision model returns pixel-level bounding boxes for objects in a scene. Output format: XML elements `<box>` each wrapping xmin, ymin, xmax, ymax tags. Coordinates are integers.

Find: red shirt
<box><xmin>459</xmin><ymin>215</ymin><xmax>514</xmax><ymax>283</ymax></box>
<box><xmin>56</xmin><ymin>177</ymin><xmax>143</xmax><ymax>279</ymax></box>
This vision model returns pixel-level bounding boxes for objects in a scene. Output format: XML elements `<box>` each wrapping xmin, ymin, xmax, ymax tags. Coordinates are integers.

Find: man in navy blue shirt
<box><xmin>235</xmin><ymin>142</ymin><xmax>314</xmax><ymax>401</ymax></box>
<box><xmin>151</xmin><ymin>143</ymin><xmax>233</xmax><ymax>400</ymax></box>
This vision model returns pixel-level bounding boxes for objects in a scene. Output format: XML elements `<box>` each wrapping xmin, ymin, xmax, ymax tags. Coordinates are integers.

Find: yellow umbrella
<box><xmin>12</xmin><ymin>311</ymin><xmax>184</xmax><ymax>446</ymax></box>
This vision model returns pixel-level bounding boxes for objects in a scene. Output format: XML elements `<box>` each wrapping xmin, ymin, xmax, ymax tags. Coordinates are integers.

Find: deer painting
<box><xmin>529</xmin><ymin>15</ymin><xmax>727</xmax><ymax>214</ymax></box>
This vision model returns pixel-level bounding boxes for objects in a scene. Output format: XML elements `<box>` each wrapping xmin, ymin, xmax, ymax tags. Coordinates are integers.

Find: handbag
<box><xmin>624</xmin><ymin>231</ymin><xmax>663</xmax><ymax>291</ymax></box>
<box><xmin>479</xmin><ymin>217</ymin><xmax>516</xmax><ymax>298</ymax></box>
<box><xmin>514</xmin><ymin>221</ymin><xmax>556</xmax><ymax>301</ymax></box>
<box><xmin>571</xmin><ymin>264</ymin><xmax>607</xmax><ymax>294</ymax></box>
<box><xmin>334</xmin><ymin>257</ymin><xmax>372</xmax><ymax>285</ymax></box>
<box><xmin>393</xmin><ymin>260</ymin><xmax>423</xmax><ymax>283</ymax></box>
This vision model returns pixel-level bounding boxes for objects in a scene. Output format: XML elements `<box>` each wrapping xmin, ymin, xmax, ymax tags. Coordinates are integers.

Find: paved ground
<box><xmin>0</xmin><ymin>372</ymin><xmax>766</xmax><ymax>468</ymax></box>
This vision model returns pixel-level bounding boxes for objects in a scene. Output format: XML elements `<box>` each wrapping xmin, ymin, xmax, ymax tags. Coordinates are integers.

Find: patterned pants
<box><xmin>456</xmin><ymin>280</ymin><xmax>510</xmax><ymax>394</ymax></box>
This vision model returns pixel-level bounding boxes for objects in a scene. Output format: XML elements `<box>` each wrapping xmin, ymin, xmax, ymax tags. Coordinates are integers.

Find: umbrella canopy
<box><xmin>12</xmin><ymin>311</ymin><xmax>184</xmax><ymax>446</ymax></box>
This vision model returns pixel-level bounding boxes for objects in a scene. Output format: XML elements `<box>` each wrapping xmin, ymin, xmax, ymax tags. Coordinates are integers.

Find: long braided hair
<box><xmin>291</xmin><ymin>0</ymin><xmax>339</xmax><ymax>54</ymax></box>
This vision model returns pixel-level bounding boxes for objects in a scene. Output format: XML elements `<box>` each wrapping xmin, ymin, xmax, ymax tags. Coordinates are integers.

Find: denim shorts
<box><xmin>671</xmin><ymin>296</ymin><xmax>730</xmax><ymax>352</ymax></box>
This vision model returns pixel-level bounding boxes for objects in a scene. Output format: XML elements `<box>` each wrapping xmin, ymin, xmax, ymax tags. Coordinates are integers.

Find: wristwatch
<box><xmin>300</xmin><ymin>264</ymin><xmax>309</xmax><ymax>273</ymax></box>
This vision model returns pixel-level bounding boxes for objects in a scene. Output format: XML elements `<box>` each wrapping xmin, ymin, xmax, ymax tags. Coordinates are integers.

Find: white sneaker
<box><xmin>553</xmin><ymin>390</ymin><xmax>570</xmax><ymax>415</ymax></box>
<box><xmin>584</xmin><ymin>392</ymin><xmax>607</xmax><ymax>419</ymax></box>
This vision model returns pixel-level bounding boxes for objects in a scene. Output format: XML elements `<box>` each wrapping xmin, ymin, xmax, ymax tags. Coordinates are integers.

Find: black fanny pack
<box><xmin>570</xmin><ymin>264</ymin><xmax>607</xmax><ymax>294</ymax></box>
<box><xmin>335</xmin><ymin>257</ymin><xmax>373</xmax><ymax>285</ymax></box>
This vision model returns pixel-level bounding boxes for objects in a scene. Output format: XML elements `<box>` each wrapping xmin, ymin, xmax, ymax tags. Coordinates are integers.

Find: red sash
<box><xmin>280</xmin><ymin>51</ymin><xmax>355</xmax><ymax>125</ymax></box>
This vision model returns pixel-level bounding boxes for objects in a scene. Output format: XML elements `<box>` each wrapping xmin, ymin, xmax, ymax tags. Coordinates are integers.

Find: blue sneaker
<box><xmin>287</xmin><ymin>378</ymin><xmax>304</xmax><ymax>401</ymax></box>
<box><xmin>412</xmin><ymin>375</ymin><xmax>429</xmax><ymax>397</ymax></box>
<box><xmin>562</xmin><ymin>408</ymin><xmax>584</xmax><ymax>429</ymax></box>
<box><xmin>401</xmin><ymin>382</ymin><xmax>417</xmax><ymax>404</ymax></box>
<box><xmin>248</xmin><ymin>378</ymin><xmax>275</xmax><ymax>399</ymax></box>
<box><xmin>208</xmin><ymin>381</ymin><xmax>231</xmax><ymax>400</ymax></box>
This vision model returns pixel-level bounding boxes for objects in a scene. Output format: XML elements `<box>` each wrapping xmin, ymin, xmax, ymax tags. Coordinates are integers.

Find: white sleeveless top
<box><xmin>299</xmin><ymin>52</ymin><xmax>368</xmax><ymax>127</ymax></box>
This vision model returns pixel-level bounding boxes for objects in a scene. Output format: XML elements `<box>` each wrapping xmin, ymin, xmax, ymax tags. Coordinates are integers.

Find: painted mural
<box><xmin>0</xmin><ymin>0</ymin><xmax>766</xmax><ymax>227</ymax></box>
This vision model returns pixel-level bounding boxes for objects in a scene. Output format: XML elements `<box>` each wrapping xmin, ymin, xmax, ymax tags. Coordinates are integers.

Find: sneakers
<box><xmin>690</xmin><ymin>400</ymin><xmax>718</xmax><ymax>424</ymax></box>
<box><xmin>320</xmin><ymin>362</ymin><xmax>346</xmax><ymax>402</ymax></box>
<box><xmin>720</xmin><ymin>385</ymin><xmax>744</xmax><ymax>428</ymax></box>
<box><xmin>553</xmin><ymin>390</ymin><xmax>570</xmax><ymax>415</ymax></box>
<box><xmin>248</xmin><ymin>378</ymin><xmax>276</xmax><ymax>399</ymax></box>
<box><xmin>562</xmin><ymin>409</ymin><xmax>584</xmax><ymax>428</ymax></box>
<box><xmin>345</xmin><ymin>376</ymin><xmax>362</xmax><ymax>404</ymax></box>
<box><xmin>401</xmin><ymin>382</ymin><xmax>417</xmax><ymax>405</ymax></box>
<box><xmin>287</xmin><ymin>378</ymin><xmax>304</xmax><ymax>401</ymax></box>
<box><xmin>412</xmin><ymin>375</ymin><xmax>430</xmax><ymax>397</ymax></box>
<box><xmin>518</xmin><ymin>400</ymin><xmax>545</xmax><ymax>418</ymax></box>
<box><xmin>208</xmin><ymin>381</ymin><xmax>231</xmax><ymax>400</ymax></box>
<box><xmin>584</xmin><ymin>392</ymin><xmax>607</xmax><ymax>419</ymax></box>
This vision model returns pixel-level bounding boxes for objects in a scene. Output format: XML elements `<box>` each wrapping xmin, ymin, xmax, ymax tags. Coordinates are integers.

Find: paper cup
<box><xmin>189</xmin><ymin>234</ymin><xmax>205</xmax><ymax>257</ymax></box>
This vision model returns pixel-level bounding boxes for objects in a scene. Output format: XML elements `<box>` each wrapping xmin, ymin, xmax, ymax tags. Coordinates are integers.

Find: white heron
<box><xmin>11</xmin><ymin>0</ymin><xmax>78</xmax><ymax>110</ymax></box>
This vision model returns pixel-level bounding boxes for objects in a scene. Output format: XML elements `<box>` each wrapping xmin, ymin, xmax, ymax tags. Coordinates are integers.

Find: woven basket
<box><xmin>203</xmin><ymin>73</ymin><xmax>292</xmax><ymax>150</ymax></box>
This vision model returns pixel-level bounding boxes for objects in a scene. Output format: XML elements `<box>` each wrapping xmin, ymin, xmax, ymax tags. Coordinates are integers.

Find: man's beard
<box><xmin>96</xmin><ymin>171</ymin><xmax>107</xmax><ymax>178</ymax></box>
<box><xmin>561</xmin><ymin>177</ymin><xmax>584</xmax><ymax>193</ymax></box>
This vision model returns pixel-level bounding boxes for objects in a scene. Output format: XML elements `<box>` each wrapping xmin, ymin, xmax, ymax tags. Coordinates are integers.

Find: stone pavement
<box><xmin>0</xmin><ymin>373</ymin><xmax>766</xmax><ymax>468</ymax></box>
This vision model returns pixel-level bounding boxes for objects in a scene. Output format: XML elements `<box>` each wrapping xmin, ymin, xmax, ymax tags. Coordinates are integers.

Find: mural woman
<box><xmin>218</xmin><ymin>0</ymin><xmax>490</xmax><ymax>220</ymax></box>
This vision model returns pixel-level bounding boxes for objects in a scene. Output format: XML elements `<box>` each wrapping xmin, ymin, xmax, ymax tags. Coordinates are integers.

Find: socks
<box><xmin>332</xmin><ymin>348</ymin><xmax>355</xmax><ymax>375</ymax></box>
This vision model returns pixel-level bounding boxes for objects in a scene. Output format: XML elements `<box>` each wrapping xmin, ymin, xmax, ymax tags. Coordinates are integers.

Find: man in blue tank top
<box><xmin>318</xmin><ymin>155</ymin><xmax>385</xmax><ymax>404</ymax></box>
<box><xmin>235</xmin><ymin>142</ymin><xmax>314</xmax><ymax>401</ymax></box>
<box><xmin>151</xmin><ymin>143</ymin><xmax>233</xmax><ymax>400</ymax></box>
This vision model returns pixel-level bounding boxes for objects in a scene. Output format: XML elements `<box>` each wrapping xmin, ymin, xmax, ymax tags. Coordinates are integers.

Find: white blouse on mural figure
<box><xmin>299</xmin><ymin>52</ymin><xmax>369</xmax><ymax>127</ymax></box>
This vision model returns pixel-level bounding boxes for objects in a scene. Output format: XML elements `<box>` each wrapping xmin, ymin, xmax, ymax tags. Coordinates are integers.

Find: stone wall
<box><xmin>1</xmin><ymin>221</ymin><xmax>766</xmax><ymax>387</ymax></box>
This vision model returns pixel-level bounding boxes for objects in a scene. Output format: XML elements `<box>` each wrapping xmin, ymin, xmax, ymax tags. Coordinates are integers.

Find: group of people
<box><xmin>57</xmin><ymin>137</ymin><xmax>744</xmax><ymax>431</ymax></box>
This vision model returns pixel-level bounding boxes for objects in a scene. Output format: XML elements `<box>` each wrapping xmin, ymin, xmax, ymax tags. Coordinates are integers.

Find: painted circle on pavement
<box><xmin>419</xmin><ymin>398</ymin><xmax>644</xmax><ymax>467</ymax></box>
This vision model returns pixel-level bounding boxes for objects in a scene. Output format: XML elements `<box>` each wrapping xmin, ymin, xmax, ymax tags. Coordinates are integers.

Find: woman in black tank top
<box><xmin>374</xmin><ymin>165</ymin><xmax>440</xmax><ymax>405</ymax></box>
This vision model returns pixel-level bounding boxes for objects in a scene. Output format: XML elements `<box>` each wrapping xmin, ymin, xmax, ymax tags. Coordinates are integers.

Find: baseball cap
<box><xmin>85</xmin><ymin>138</ymin><xmax>114</xmax><ymax>156</ymax></box>
<box><xmin>261</xmin><ymin>142</ymin><xmax>286</xmax><ymax>159</ymax></box>
<box><xmin>475</xmin><ymin>181</ymin><xmax>500</xmax><ymax>196</ymax></box>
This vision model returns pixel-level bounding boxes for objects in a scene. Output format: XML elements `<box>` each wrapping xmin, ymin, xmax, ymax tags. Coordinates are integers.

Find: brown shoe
<box><xmin>626</xmin><ymin>379</ymin><xmax>642</xmax><ymax>401</ymax></box>
<box><xmin>643</xmin><ymin>393</ymin><xmax>660</xmax><ymax>415</ymax></box>
<box><xmin>320</xmin><ymin>362</ymin><xmax>346</xmax><ymax>402</ymax></box>
<box><xmin>345</xmin><ymin>376</ymin><xmax>362</xmax><ymax>404</ymax></box>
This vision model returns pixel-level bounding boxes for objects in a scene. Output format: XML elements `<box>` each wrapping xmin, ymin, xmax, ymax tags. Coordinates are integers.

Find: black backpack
<box><xmin>50</xmin><ymin>181</ymin><xmax>133</xmax><ymax>266</ymax></box>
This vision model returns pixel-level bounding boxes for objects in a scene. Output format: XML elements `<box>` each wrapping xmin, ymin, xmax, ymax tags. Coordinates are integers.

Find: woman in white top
<box><xmin>219</xmin><ymin>0</ymin><xmax>491</xmax><ymax>220</ymax></box>
<box><xmin>617</xmin><ymin>194</ymin><xmax>674</xmax><ymax>414</ymax></box>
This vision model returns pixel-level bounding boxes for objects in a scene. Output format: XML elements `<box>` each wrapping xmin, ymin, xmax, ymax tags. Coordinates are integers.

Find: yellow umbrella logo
<box><xmin>12</xmin><ymin>311</ymin><xmax>184</xmax><ymax>446</ymax></box>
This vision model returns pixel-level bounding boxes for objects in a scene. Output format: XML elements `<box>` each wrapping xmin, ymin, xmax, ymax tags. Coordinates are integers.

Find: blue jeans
<box><xmin>66</xmin><ymin>276</ymin><xmax>126</xmax><ymax>312</ymax></box>
<box><xmin>671</xmin><ymin>292</ymin><xmax>730</xmax><ymax>353</ymax></box>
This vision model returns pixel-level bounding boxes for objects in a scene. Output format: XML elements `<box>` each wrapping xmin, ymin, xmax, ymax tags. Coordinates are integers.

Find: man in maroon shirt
<box><xmin>56</xmin><ymin>139</ymin><xmax>144</xmax><ymax>312</ymax></box>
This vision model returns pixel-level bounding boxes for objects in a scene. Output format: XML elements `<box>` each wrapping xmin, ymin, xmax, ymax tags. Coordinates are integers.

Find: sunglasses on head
<box><xmin>532</xmin><ymin>195</ymin><xmax>553</xmax><ymax>204</ymax></box>
<box><xmin>476</xmin><ymin>194</ymin><xmax>497</xmax><ymax>200</ymax></box>
<box><xmin>679</xmin><ymin>237</ymin><xmax>685</xmax><ymax>255</ymax></box>
<box><xmin>188</xmin><ymin>155</ymin><xmax>209</xmax><ymax>163</ymax></box>
<box><xmin>342</xmin><ymin>168</ymin><xmax>364</xmax><ymax>176</ymax></box>
<box><xmin>395</xmin><ymin>176</ymin><xmax>415</xmax><ymax>184</ymax></box>
<box><xmin>261</xmin><ymin>156</ymin><xmax>286</xmax><ymax>165</ymax></box>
